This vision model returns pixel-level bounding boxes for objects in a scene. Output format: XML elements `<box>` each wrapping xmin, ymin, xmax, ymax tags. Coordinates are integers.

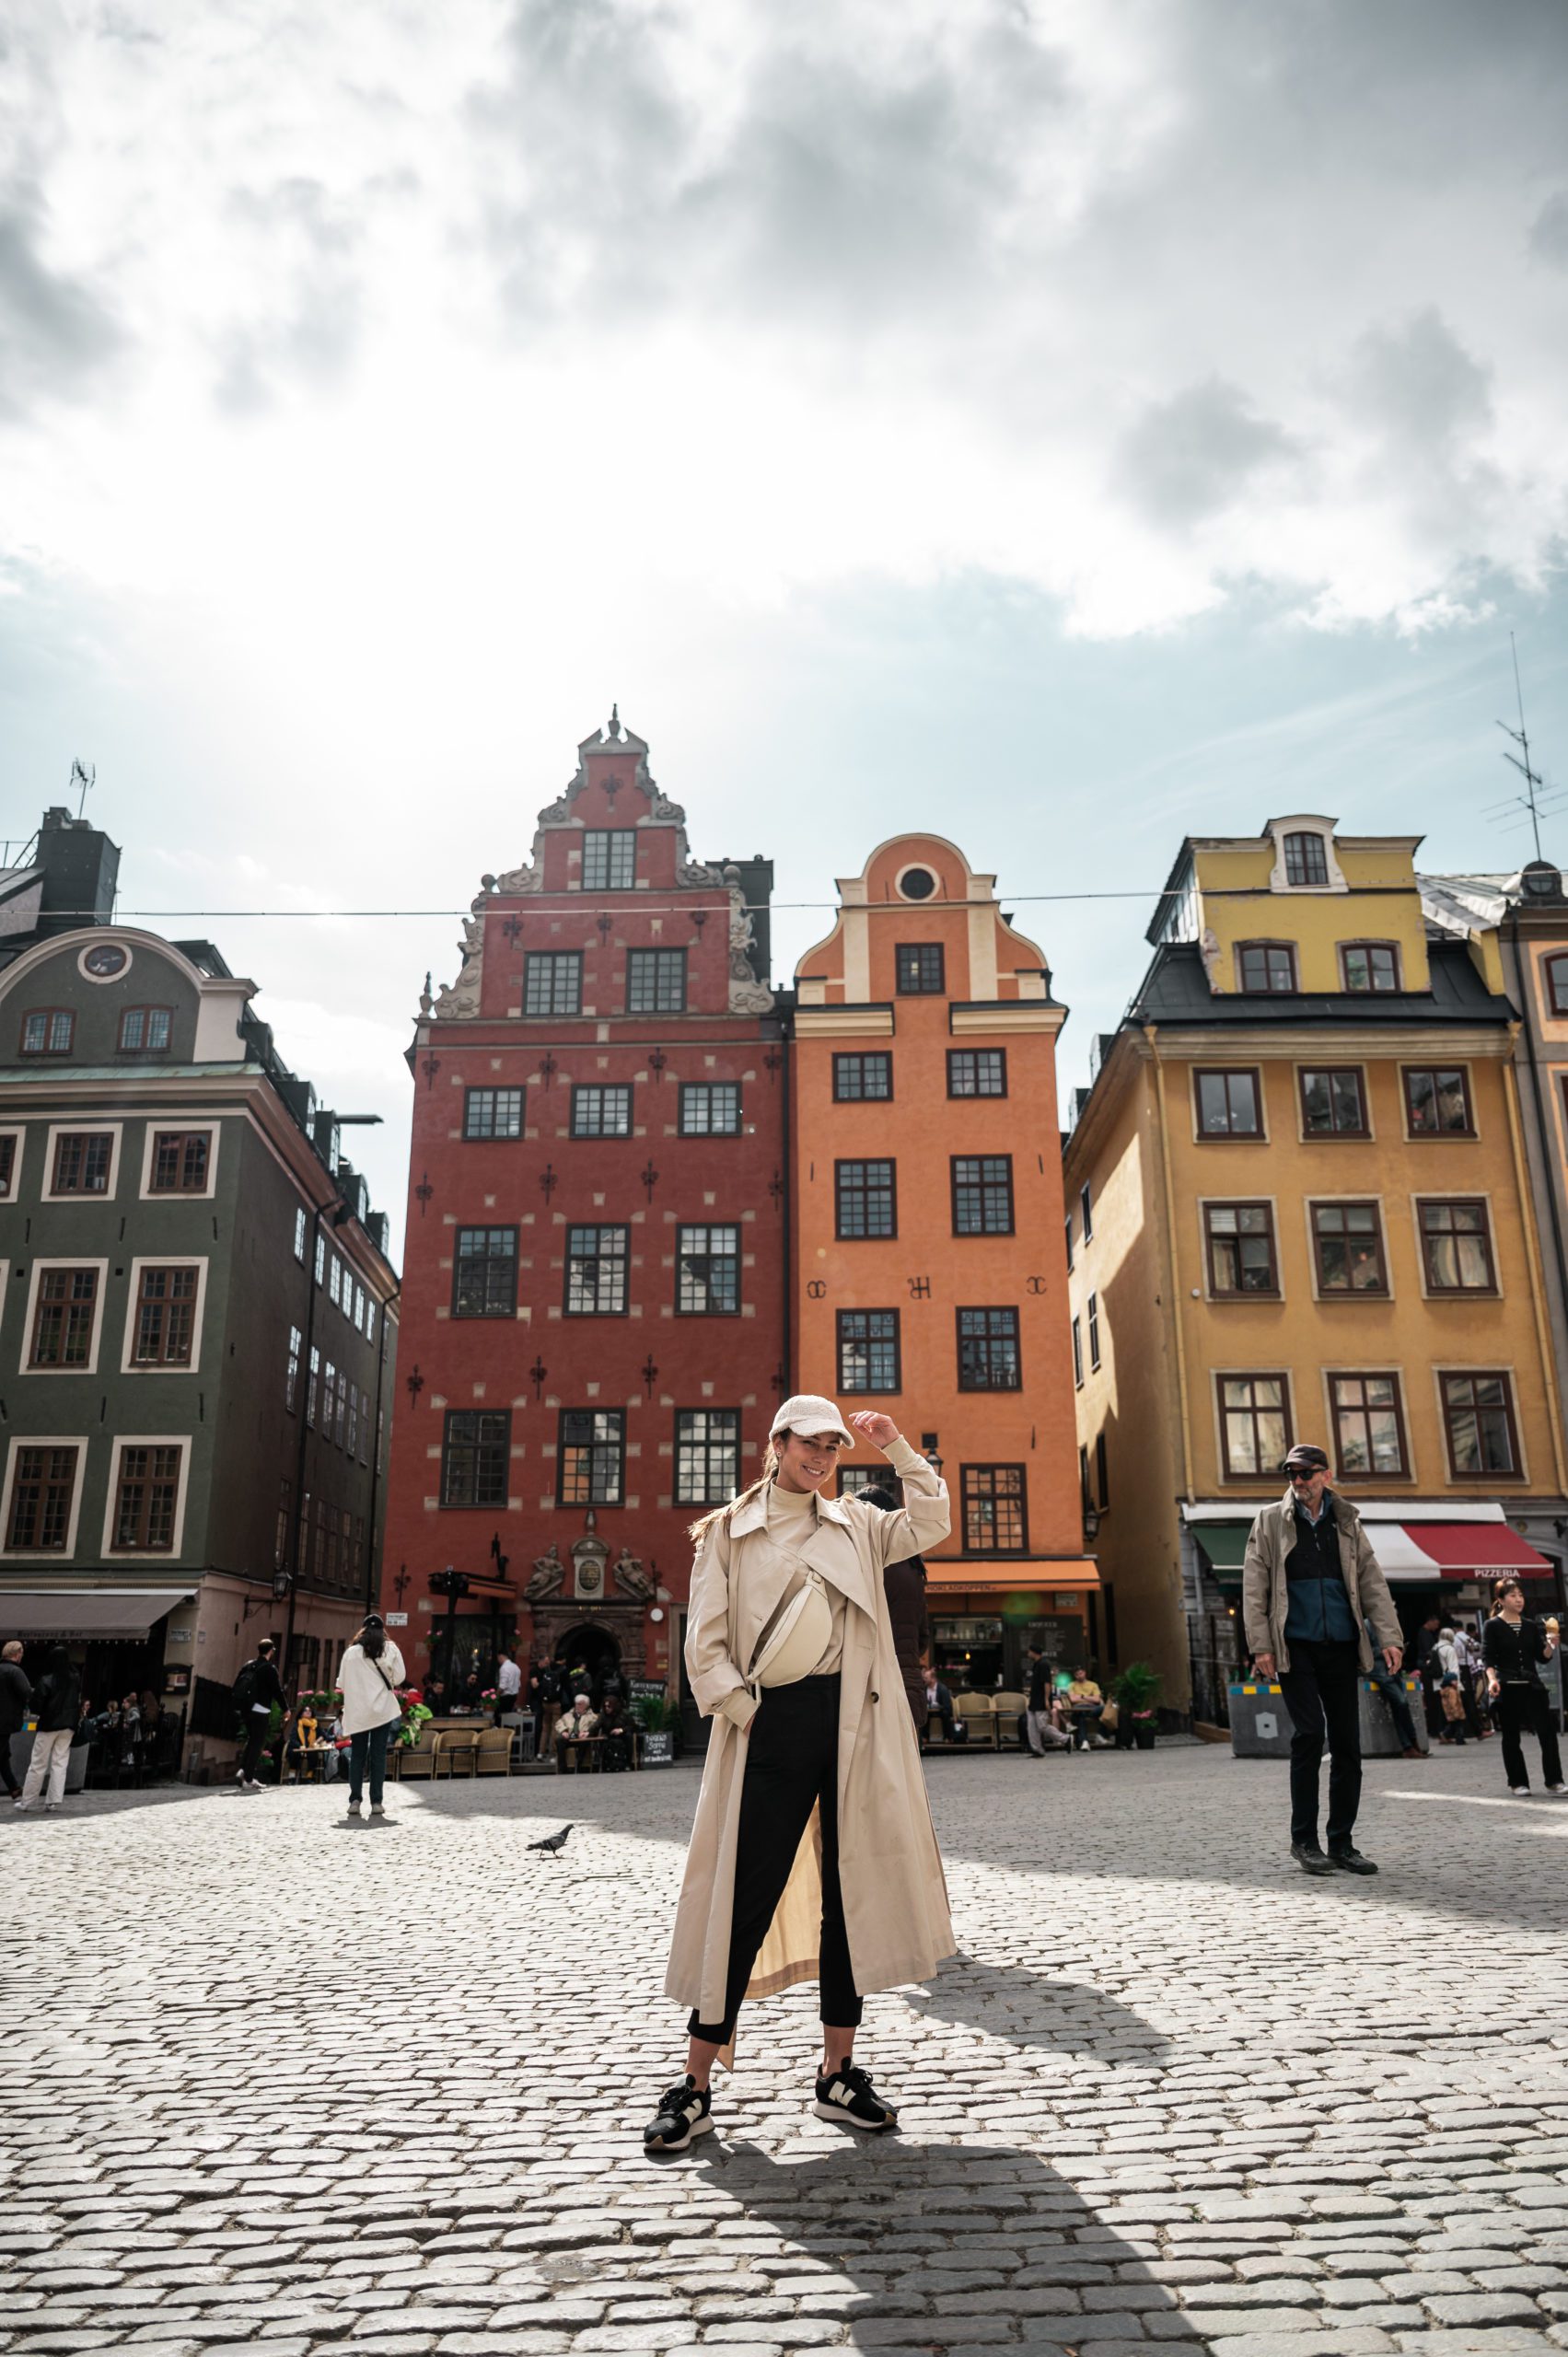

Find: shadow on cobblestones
<box><xmin>906</xmin><ymin>1956</ymin><xmax>1171</xmax><ymax>2066</ymax></box>
<box><xmin>694</xmin><ymin>2136</ymin><xmax>1208</xmax><ymax>2356</ymax></box>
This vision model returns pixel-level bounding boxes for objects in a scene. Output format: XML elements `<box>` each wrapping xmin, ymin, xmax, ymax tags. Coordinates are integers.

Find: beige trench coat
<box><xmin>1241</xmin><ymin>1488</ymin><xmax>1403</xmax><ymax>1676</ymax></box>
<box><xmin>664</xmin><ymin>1441</ymin><xmax>956</xmax><ymax>2042</ymax></box>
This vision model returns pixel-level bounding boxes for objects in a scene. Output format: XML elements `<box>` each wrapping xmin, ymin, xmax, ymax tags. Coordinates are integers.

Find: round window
<box><xmin>78</xmin><ymin>942</ymin><xmax>130</xmax><ymax>982</ymax></box>
<box><xmin>899</xmin><ymin>865</ymin><xmax>937</xmax><ymax>901</ymax></box>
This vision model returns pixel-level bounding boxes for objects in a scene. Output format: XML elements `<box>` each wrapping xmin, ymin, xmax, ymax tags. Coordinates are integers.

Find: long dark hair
<box><xmin>355</xmin><ymin>1616</ymin><xmax>387</xmax><ymax>1659</ymax></box>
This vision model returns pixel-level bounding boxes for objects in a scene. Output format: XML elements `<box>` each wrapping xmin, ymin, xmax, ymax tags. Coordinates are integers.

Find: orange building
<box><xmin>790</xmin><ymin>834</ymin><xmax>1097</xmax><ymax>1689</ymax></box>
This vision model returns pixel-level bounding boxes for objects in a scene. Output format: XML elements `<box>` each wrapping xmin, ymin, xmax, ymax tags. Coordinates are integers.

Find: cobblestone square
<box><xmin>3</xmin><ymin>1742</ymin><xmax>1566</xmax><ymax>2357</ymax></box>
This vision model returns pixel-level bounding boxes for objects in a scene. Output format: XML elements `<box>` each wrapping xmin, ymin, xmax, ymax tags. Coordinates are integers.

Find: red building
<box><xmin>383</xmin><ymin>714</ymin><xmax>785</xmax><ymax>1707</ymax></box>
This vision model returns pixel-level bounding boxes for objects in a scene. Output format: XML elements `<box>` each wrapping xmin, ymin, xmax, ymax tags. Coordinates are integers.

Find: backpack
<box><xmin>232</xmin><ymin>1661</ymin><xmax>259</xmax><ymax>1716</ymax></box>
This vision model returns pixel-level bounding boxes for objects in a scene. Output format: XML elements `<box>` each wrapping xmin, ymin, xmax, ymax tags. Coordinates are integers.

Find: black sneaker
<box><xmin>814</xmin><ymin>2063</ymin><xmax>899</xmax><ymax>2131</ymax></box>
<box><xmin>1327</xmin><ymin>1846</ymin><xmax>1378</xmax><ymax>1875</ymax></box>
<box><xmin>1290</xmin><ymin>1841</ymin><xmax>1334</xmax><ymax>1876</ymax></box>
<box><xmin>643</xmin><ymin>2075</ymin><xmax>713</xmax><ymax>2153</ymax></box>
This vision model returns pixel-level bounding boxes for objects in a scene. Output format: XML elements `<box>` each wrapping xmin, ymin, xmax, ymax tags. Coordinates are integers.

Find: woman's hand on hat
<box><xmin>849</xmin><ymin>1411</ymin><xmax>901</xmax><ymax>1450</ymax></box>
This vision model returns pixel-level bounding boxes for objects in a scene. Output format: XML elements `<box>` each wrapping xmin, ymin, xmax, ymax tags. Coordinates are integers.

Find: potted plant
<box><xmin>1110</xmin><ymin>1662</ymin><xmax>1162</xmax><ymax>1749</ymax></box>
<box><xmin>634</xmin><ymin>1691</ymin><xmax>677</xmax><ymax>1766</ymax></box>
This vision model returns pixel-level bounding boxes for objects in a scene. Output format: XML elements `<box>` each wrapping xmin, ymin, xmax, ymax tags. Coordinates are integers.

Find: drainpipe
<box><xmin>363</xmin><ymin>1279</ymin><xmax>395</xmax><ymax>1613</ymax></box>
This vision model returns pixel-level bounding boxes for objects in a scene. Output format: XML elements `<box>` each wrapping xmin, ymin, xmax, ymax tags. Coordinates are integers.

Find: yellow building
<box><xmin>1063</xmin><ymin>813</ymin><xmax>1568</xmax><ymax>1724</ymax></box>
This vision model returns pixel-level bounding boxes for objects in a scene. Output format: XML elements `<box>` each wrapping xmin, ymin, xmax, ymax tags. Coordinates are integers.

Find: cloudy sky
<box><xmin>4</xmin><ymin>0</ymin><xmax>1567</xmax><ymax>1256</ymax></box>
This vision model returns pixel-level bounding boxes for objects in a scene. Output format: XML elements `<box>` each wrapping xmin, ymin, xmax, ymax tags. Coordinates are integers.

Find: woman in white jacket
<box><xmin>337</xmin><ymin>1615</ymin><xmax>406</xmax><ymax>1820</ymax></box>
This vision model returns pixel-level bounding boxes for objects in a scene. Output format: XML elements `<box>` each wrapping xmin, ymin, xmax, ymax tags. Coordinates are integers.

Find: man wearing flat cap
<box><xmin>1242</xmin><ymin>1441</ymin><xmax>1404</xmax><ymax>1877</ymax></box>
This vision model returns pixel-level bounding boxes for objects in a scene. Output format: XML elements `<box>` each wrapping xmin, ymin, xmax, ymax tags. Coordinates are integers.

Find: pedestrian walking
<box><xmin>0</xmin><ymin>1639</ymin><xmax>31</xmax><ymax>1804</ymax></box>
<box><xmin>338</xmin><ymin>1614</ymin><xmax>407</xmax><ymax>1820</ymax></box>
<box><xmin>857</xmin><ymin>1480</ymin><xmax>931</xmax><ymax>1738</ymax></box>
<box><xmin>645</xmin><ymin>1397</ymin><xmax>953</xmax><ymax>2154</ymax></box>
<box><xmin>232</xmin><ymin>1639</ymin><xmax>285</xmax><ymax>1791</ymax></box>
<box><xmin>1456</xmin><ymin>1625</ymin><xmax>1490</xmax><ymax>1736</ymax></box>
<box><xmin>1481</xmin><ymin>1577</ymin><xmax>1562</xmax><ymax>1796</ymax></box>
<box><xmin>17</xmin><ymin>1646</ymin><xmax>82</xmax><ymax>1813</ymax></box>
<box><xmin>495</xmin><ymin>1645</ymin><xmax>522</xmax><ymax>1724</ymax></box>
<box><xmin>1026</xmin><ymin>1643</ymin><xmax>1071</xmax><ymax>1755</ymax></box>
<box><xmin>1242</xmin><ymin>1440</ymin><xmax>1403</xmax><ymax>1876</ymax></box>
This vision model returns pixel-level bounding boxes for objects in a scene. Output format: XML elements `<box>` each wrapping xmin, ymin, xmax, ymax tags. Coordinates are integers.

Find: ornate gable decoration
<box><xmin>429</xmin><ymin>714</ymin><xmax>772</xmax><ymax>1018</ymax></box>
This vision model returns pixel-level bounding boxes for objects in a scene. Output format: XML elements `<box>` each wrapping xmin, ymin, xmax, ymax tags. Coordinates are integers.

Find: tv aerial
<box><xmin>70</xmin><ymin>759</ymin><xmax>95</xmax><ymax>820</ymax></box>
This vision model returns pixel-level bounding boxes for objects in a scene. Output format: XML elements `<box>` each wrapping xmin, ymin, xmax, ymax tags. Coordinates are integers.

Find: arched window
<box><xmin>1283</xmin><ymin>830</ymin><xmax>1330</xmax><ymax>888</ymax></box>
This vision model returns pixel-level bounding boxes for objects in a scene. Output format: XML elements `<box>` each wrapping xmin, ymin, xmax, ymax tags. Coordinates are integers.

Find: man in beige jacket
<box><xmin>1242</xmin><ymin>1441</ymin><xmax>1403</xmax><ymax>1878</ymax></box>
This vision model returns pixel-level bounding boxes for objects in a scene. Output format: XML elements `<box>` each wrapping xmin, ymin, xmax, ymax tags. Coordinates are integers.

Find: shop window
<box><xmin>1204</xmin><ymin>1202</ymin><xmax>1278</xmax><ymax>1295</ymax></box>
<box><xmin>564</xmin><ymin>1224</ymin><xmax>629</xmax><ymax>1315</ymax></box>
<box><xmin>961</xmin><ymin>1465</ymin><xmax>1028</xmax><ymax>1554</ymax></box>
<box><xmin>571</xmin><ymin>1085</ymin><xmax>632</xmax><ymax>1138</ymax></box>
<box><xmin>675</xmin><ymin>1409</ymin><xmax>739</xmax><ymax>1505</ymax></box>
<box><xmin>676</xmin><ymin>1224</ymin><xmax>739</xmax><ymax>1314</ymax></box>
<box><xmin>947</xmin><ymin>1049</ymin><xmax>1005</xmax><ymax>1097</ymax></box>
<box><xmin>679</xmin><ymin>1083</ymin><xmax>741</xmax><ymax>1136</ymax></box>
<box><xmin>1403</xmin><ymin>1066</ymin><xmax>1473</xmax><ymax>1136</ymax></box>
<box><xmin>6</xmin><ymin>1444</ymin><xmax>79</xmax><ymax>1550</ymax></box>
<box><xmin>1217</xmin><ymin>1373</ymin><xmax>1290</xmax><ymax>1478</ymax></box>
<box><xmin>524</xmin><ymin>951</ymin><xmax>581</xmax><ymax>1016</ymax></box>
<box><xmin>558</xmin><ymin>1409</ymin><xmax>624</xmax><ymax>1505</ymax></box>
<box><xmin>1299</xmin><ymin>1067</ymin><xmax>1367</xmax><ymax>1137</ymax></box>
<box><xmin>836</xmin><ymin>1159</ymin><xmax>896</xmax><ymax>1239</ymax></box>
<box><xmin>453</xmin><ymin>1225</ymin><xmax>518</xmax><ymax>1318</ymax></box>
<box><xmin>1195</xmin><ymin>1069</ymin><xmax>1261</xmax><ymax>1137</ymax></box>
<box><xmin>464</xmin><ymin>1087</ymin><xmax>524</xmax><ymax>1140</ymax></box>
<box><xmin>1419</xmin><ymin>1198</ymin><xmax>1496</xmax><ymax>1293</ymax></box>
<box><xmin>441</xmin><ymin>1410</ymin><xmax>511</xmax><ymax>1508</ymax></box>
<box><xmin>838</xmin><ymin>1308</ymin><xmax>900</xmax><ymax>1393</ymax></box>
<box><xmin>625</xmin><ymin>949</ymin><xmax>686</xmax><ymax>1015</ymax></box>
<box><xmin>1330</xmin><ymin>1374</ymin><xmax>1407</xmax><ymax>1479</ymax></box>
<box><xmin>834</xmin><ymin>1052</ymin><xmax>892</xmax><ymax>1102</ymax></box>
<box><xmin>956</xmin><ymin>1306</ymin><xmax>1020</xmax><ymax>1391</ymax></box>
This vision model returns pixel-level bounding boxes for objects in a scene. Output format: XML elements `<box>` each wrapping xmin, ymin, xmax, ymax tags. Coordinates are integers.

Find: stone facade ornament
<box><xmin>525</xmin><ymin>1542</ymin><xmax>565</xmax><ymax>1601</ymax></box>
<box><xmin>612</xmin><ymin>1545</ymin><xmax>656</xmax><ymax>1601</ymax></box>
<box><xmin>571</xmin><ymin>1529</ymin><xmax>610</xmax><ymax>1600</ymax></box>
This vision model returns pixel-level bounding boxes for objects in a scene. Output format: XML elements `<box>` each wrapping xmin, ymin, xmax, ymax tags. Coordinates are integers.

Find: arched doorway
<box><xmin>554</xmin><ymin>1622</ymin><xmax>621</xmax><ymax>1700</ymax></box>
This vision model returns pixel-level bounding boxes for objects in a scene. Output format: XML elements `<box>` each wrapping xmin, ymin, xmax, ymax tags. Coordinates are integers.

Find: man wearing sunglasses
<box><xmin>1242</xmin><ymin>1442</ymin><xmax>1404</xmax><ymax>1878</ymax></box>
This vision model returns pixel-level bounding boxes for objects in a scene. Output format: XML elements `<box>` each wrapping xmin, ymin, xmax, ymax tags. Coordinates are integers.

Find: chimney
<box><xmin>35</xmin><ymin>807</ymin><xmax>121</xmax><ymax>938</ymax></box>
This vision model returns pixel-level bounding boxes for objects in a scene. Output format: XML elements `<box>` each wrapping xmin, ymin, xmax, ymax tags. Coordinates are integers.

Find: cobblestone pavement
<box><xmin>4</xmin><ymin>1738</ymin><xmax>1568</xmax><ymax>2357</ymax></box>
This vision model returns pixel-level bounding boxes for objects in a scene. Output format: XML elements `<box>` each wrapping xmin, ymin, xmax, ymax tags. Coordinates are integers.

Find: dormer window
<box><xmin>1341</xmin><ymin>942</ymin><xmax>1400</xmax><ymax>994</ymax></box>
<box><xmin>1283</xmin><ymin>831</ymin><xmax>1329</xmax><ymax>888</ymax></box>
<box><xmin>1237</xmin><ymin>942</ymin><xmax>1297</xmax><ymax>993</ymax></box>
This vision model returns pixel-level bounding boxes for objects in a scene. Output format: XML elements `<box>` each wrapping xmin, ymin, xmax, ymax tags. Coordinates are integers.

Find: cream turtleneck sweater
<box><xmin>764</xmin><ymin>1480</ymin><xmax>845</xmax><ymax>1675</ymax></box>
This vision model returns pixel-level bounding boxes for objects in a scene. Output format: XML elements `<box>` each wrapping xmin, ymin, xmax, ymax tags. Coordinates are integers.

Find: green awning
<box><xmin>1192</xmin><ymin>1521</ymin><xmax>1251</xmax><ymax>1591</ymax></box>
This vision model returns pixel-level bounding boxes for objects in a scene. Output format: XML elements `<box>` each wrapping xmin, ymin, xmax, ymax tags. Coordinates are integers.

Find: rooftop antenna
<box><xmin>70</xmin><ymin>759</ymin><xmax>95</xmax><ymax>822</ymax></box>
<box><xmin>1496</xmin><ymin>635</ymin><xmax>1556</xmax><ymax>862</ymax></box>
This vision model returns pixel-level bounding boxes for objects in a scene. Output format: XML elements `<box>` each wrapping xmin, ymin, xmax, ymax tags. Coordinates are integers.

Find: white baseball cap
<box><xmin>770</xmin><ymin>1393</ymin><xmax>855</xmax><ymax>1446</ymax></box>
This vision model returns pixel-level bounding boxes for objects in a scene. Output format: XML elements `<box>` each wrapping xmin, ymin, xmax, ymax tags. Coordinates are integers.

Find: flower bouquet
<box><xmin>394</xmin><ymin>1686</ymin><xmax>433</xmax><ymax>1749</ymax></box>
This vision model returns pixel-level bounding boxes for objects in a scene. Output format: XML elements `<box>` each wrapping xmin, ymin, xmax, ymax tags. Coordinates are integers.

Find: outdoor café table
<box><xmin>556</xmin><ymin>1734</ymin><xmax>603</xmax><ymax>1775</ymax></box>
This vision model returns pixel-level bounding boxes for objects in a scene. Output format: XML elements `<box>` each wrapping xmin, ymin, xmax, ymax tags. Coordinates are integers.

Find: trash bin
<box><xmin>1230</xmin><ymin>1675</ymin><xmax>1428</xmax><ymax>1759</ymax></box>
<box><xmin>8</xmin><ymin>1731</ymin><xmax>91</xmax><ymax>1793</ymax></box>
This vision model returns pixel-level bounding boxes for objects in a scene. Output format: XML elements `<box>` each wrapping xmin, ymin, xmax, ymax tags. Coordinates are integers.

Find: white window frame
<box><xmin>41</xmin><ymin>1122</ymin><xmax>123</xmax><ymax>1206</ymax></box>
<box><xmin>121</xmin><ymin>1256</ymin><xmax>210</xmax><ymax>1376</ymax></box>
<box><xmin>100</xmin><ymin>1434</ymin><xmax>193</xmax><ymax>1559</ymax></box>
<box><xmin>0</xmin><ymin>1126</ymin><xmax>24</xmax><ymax>1202</ymax></box>
<box><xmin>138</xmin><ymin>1121</ymin><xmax>220</xmax><ymax>1203</ymax></box>
<box><xmin>20</xmin><ymin>1257</ymin><xmax>110</xmax><ymax>1376</ymax></box>
<box><xmin>0</xmin><ymin>1433</ymin><xmax>88</xmax><ymax>1558</ymax></box>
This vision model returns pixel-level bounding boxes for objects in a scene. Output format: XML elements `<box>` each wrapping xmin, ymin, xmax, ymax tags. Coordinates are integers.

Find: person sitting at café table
<box><xmin>922</xmin><ymin>1666</ymin><xmax>958</xmax><ymax>1744</ymax></box>
<box><xmin>555</xmin><ymin>1693</ymin><xmax>600</xmax><ymax>1771</ymax></box>
<box><xmin>287</xmin><ymin>1701</ymin><xmax>320</xmax><ymax>1781</ymax></box>
<box><xmin>599</xmin><ymin>1692</ymin><xmax>632</xmax><ymax>1771</ymax></box>
<box><xmin>1065</xmin><ymin>1666</ymin><xmax>1108</xmax><ymax>1749</ymax></box>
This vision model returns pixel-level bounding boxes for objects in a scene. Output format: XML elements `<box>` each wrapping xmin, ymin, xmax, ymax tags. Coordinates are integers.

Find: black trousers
<box><xmin>689</xmin><ymin>1676</ymin><xmax>862</xmax><ymax>2046</ymax></box>
<box><xmin>238</xmin><ymin>1716</ymin><xmax>271</xmax><ymax>1782</ymax></box>
<box><xmin>1278</xmin><ymin>1639</ymin><xmax>1362</xmax><ymax>1850</ymax></box>
<box><xmin>1495</xmin><ymin>1682</ymin><xmax>1562</xmax><ymax>1791</ymax></box>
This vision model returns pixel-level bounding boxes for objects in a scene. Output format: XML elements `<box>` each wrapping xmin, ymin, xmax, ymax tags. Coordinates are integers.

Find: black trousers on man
<box><xmin>238</xmin><ymin>1714</ymin><xmax>271</xmax><ymax>1783</ymax></box>
<box><xmin>1495</xmin><ymin>1682</ymin><xmax>1562</xmax><ymax>1792</ymax></box>
<box><xmin>1278</xmin><ymin>1638</ymin><xmax>1363</xmax><ymax>1851</ymax></box>
<box><xmin>689</xmin><ymin>1675</ymin><xmax>861</xmax><ymax>2047</ymax></box>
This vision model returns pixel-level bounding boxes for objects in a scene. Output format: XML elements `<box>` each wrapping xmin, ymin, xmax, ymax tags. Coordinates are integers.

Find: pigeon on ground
<box><xmin>528</xmin><ymin>1823</ymin><xmax>574</xmax><ymax>1853</ymax></box>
